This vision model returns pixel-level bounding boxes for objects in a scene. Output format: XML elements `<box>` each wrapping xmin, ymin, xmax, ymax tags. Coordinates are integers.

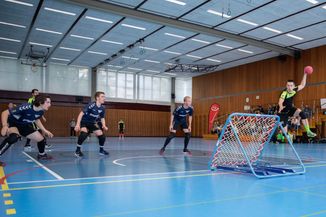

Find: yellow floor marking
<box><xmin>0</xmin><ymin>166</ymin><xmax>9</xmax><ymax>190</ymax></box>
<box><xmin>3</xmin><ymin>193</ymin><xmax>11</xmax><ymax>198</ymax></box>
<box><xmin>6</xmin><ymin>209</ymin><xmax>16</xmax><ymax>215</ymax></box>
<box><xmin>4</xmin><ymin>200</ymin><xmax>13</xmax><ymax>205</ymax></box>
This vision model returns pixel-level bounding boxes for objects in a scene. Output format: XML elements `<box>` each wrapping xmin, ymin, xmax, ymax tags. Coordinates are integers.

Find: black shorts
<box><xmin>279</xmin><ymin>106</ymin><xmax>297</xmax><ymax>126</ymax></box>
<box><xmin>173</xmin><ymin>119</ymin><xmax>188</xmax><ymax>130</ymax></box>
<box><xmin>119</xmin><ymin>129</ymin><xmax>124</xmax><ymax>134</ymax></box>
<box><xmin>81</xmin><ymin>121</ymin><xmax>101</xmax><ymax>133</ymax></box>
<box><xmin>8</xmin><ymin>119</ymin><xmax>38</xmax><ymax>137</ymax></box>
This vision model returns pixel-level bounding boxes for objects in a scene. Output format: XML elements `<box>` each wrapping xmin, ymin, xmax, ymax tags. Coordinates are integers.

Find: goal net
<box><xmin>209</xmin><ymin>113</ymin><xmax>305</xmax><ymax>178</ymax></box>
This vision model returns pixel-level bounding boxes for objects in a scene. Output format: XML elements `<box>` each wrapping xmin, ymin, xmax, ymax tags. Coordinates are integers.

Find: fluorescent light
<box><xmin>206</xmin><ymin>58</ymin><xmax>221</xmax><ymax>63</ymax></box>
<box><xmin>51</xmin><ymin>57</ymin><xmax>70</xmax><ymax>61</ymax></box>
<box><xmin>0</xmin><ymin>55</ymin><xmax>17</xmax><ymax>59</ymax></box>
<box><xmin>85</xmin><ymin>16</ymin><xmax>113</xmax><ymax>24</ymax></box>
<box><xmin>108</xmin><ymin>64</ymin><xmax>123</xmax><ymax>68</ymax></box>
<box><xmin>0</xmin><ymin>21</ymin><xmax>26</xmax><ymax>28</ymax></box>
<box><xmin>127</xmin><ymin>67</ymin><xmax>142</xmax><ymax>71</ymax></box>
<box><xmin>186</xmin><ymin>54</ymin><xmax>202</xmax><ymax>59</ymax></box>
<box><xmin>238</xmin><ymin>49</ymin><xmax>254</xmax><ymax>54</ymax></box>
<box><xmin>29</xmin><ymin>42</ymin><xmax>52</xmax><ymax>47</ymax></box>
<box><xmin>101</xmin><ymin>40</ymin><xmax>123</xmax><ymax>45</ymax></box>
<box><xmin>146</xmin><ymin>69</ymin><xmax>160</xmax><ymax>73</ymax></box>
<box><xmin>59</xmin><ymin>47</ymin><xmax>81</xmax><ymax>52</ymax></box>
<box><xmin>36</xmin><ymin>28</ymin><xmax>62</xmax><ymax>35</ymax></box>
<box><xmin>121</xmin><ymin>24</ymin><xmax>146</xmax><ymax>30</ymax></box>
<box><xmin>44</xmin><ymin>7</ymin><xmax>76</xmax><ymax>16</ymax></box>
<box><xmin>163</xmin><ymin>50</ymin><xmax>182</xmax><ymax>55</ymax></box>
<box><xmin>207</xmin><ymin>9</ymin><xmax>231</xmax><ymax>18</ymax></box>
<box><xmin>164</xmin><ymin>32</ymin><xmax>186</xmax><ymax>39</ymax></box>
<box><xmin>305</xmin><ymin>0</ymin><xmax>318</xmax><ymax>4</ymax></box>
<box><xmin>322</xmin><ymin>4</ymin><xmax>326</xmax><ymax>9</ymax></box>
<box><xmin>263</xmin><ymin>26</ymin><xmax>282</xmax><ymax>34</ymax></box>
<box><xmin>237</xmin><ymin>18</ymin><xmax>258</xmax><ymax>26</ymax></box>
<box><xmin>139</xmin><ymin>46</ymin><xmax>158</xmax><ymax>51</ymax></box>
<box><xmin>164</xmin><ymin>72</ymin><xmax>177</xmax><ymax>76</ymax></box>
<box><xmin>118</xmin><ymin>70</ymin><xmax>134</xmax><ymax>73</ymax></box>
<box><xmin>216</xmin><ymin>44</ymin><xmax>233</xmax><ymax>49</ymax></box>
<box><xmin>0</xmin><ymin>37</ymin><xmax>21</xmax><ymax>42</ymax></box>
<box><xmin>88</xmin><ymin>51</ymin><xmax>108</xmax><ymax>55</ymax></box>
<box><xmin>165</xmin><ymin>0</ymin><xmax>186</xmax><ymax>6</ymax></box>
<box><xmin>122</xmin><ymin>56</ymin><xmax>139</xmax><ymax>60</ymax></box>
<box><xmin>0</xmin><ymin>50</ymin><xmax>16</xmax><ymax>55</ymax></box>
<box><xmin>5</xmin><ymin>0</ymin><xmax>33</xmax><ymax>7</ymax></box>
<box><xmin>144</xmin><ymin>59</ymin><xmax>160</xmax><ymax>63</ymax></box>
<box><xmin>191</xmin><ymin>38</ymin><xmax>210</xmax><ymax>44</ymax></box>
<box><xmin>70</xmin><ymin>34</ymin><xmax>94</xmax><ymax>40</ymax></box>
<box><xmin>286</xmin><ymin>34</ymin><xmax>304</xmax><ymax>40</ymax></box>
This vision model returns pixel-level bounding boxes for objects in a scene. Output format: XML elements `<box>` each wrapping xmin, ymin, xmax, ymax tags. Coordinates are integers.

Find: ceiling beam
<box><xmin>63</xmin><ymin>0</ymin><xmax>296</xmax><ymax>56</ymax></box>
<box><xmin>18</xmin><ymin>0</ymin><xmax>44</xmax><ymax>59</ymax></box>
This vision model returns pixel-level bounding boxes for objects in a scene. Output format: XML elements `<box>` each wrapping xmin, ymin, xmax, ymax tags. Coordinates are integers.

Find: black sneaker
<box><xmin>24</xmin><ymin>144</ymin><xmax>32</xmax><ymax>148</ymax></box>
<box><xmin>45</xmin><ymin>143</ymin><xmax>52</xmax><ymax>149</ymax></box>
<box><xmin>75</xmin><ymin>150</ymin><xmax>84</xmax><ymax>158</ymax></box>
<box><xmin>37</xmin><ymin>153</ymin><xmax>53</xmax><ymax>160</ymax></box>
<box><xmin>99</xmin><ymin>149</ymin><xmax>109</xmax><ymax>156</ymax></box>
<box><xmin>183</xmin><ymin>149</ymin><xmax>192</xmax><ymax>156</ymax></box>
<box><xmin>159</xmin><ymin>147</ymin><xmax>165</xmax><ymax>155</ymax></box>
<box><xmin>0</xmin><ymin>161</ymin><xmax>6</xmax><ymax>167</ymax></box>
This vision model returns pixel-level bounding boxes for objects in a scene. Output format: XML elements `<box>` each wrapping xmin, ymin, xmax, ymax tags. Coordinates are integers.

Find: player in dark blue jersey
<box><xmin>74</xmin><ymin>91</ymin><xmax>109</xmax><ymax>157</ymax></box>
<box><xmin>0</xmin><ymin>95</ymin><xmax>53</xmax><ymax>164</ymax></box>
<box><xmin>160</xmin><ymin>96</ymin><xmax>193</xmax><ymax>156</ymax></box>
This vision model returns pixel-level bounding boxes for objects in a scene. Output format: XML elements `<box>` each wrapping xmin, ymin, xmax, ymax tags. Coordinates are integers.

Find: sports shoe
<box><xmin>159</xmin><ymin>147</ymin><xmax>165</xmax><ymax>155</ymax></box>
<box><xmin>183</xmin><ymin>149</ymin><xmax>192</xmax><ymax>156</ymax></box>
<box><xmin>24</xmin><ymin>144</ymin><xmax>32</xmax><ymax>148</ymax></box>
<box><xmin>99</xmin><ymin>149</ymin><xmax>109</xmax><ymax>156</ymax></box>
<box><xmin>45</xmin><ymin>143</ymin><xmax>52</xmax><ymax>149</ymax></box>
<box><xmin>75</xmin><ymin>150</ymin><xmax>84</xmax><ymax>158</ymax></box>
<box><xmin>307</xmin><ymin>131</ymin><xmax>317</xmax><ymax>138</ymax></box>
<box><xmin>37</xmin><ymin>153</ymin><xmax>53</xmax><ymax>160</ymax></box>
<box><xmin>0</xmin><ymin>161</ymin><xmax>6</xmax><ymax>167</ymax></box>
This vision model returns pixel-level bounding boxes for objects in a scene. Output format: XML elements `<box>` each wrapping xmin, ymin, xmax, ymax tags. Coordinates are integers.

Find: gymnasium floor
<box><xmin>0</xmin><ymin>137</ymin><xmax>325</xmax><ymax>217</ymax></box>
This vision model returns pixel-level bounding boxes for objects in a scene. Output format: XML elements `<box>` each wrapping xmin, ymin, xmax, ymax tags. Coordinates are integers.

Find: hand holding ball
<box><xmin>304</xmin><ymin>66</ymin><xmax>313</xmax><ymax>75</ymax></box>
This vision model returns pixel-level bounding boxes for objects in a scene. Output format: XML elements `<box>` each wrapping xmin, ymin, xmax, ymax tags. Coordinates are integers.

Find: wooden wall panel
<box><xmin>192</xmin><ymin>45</ymin><xmax>326</xmax><ymax>137</ymax></box>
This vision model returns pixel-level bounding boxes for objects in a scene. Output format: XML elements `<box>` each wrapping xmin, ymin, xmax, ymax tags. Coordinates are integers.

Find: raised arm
<box><xmin>297</xmin><ymin>72</ymin><xmax>307</xmax><ymax>91</ymax></box>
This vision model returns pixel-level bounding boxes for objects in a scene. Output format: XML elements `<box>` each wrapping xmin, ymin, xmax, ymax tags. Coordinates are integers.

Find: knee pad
<box><xmin>78</xmin><ymin>131</ymin><xmax>89</xmax><ymax>145</ymax></box>
<box><xmin>98</xmin><ymin>135</ymin><xmax>106</xmax><ymax>146</ymax></box>
<box><xmin>0</xmin><ymin>133</ymin><xmax>20</xmax><ymax>155</ymax></box>
<box><xmin>168</xmin><ymin>132</ymin><xmax>176</xmax><ymax>139</ymax></box>
<box><xmin>7</xmin><ymin>133</ymin><xmax>20</xmax><ymax>144</ymax></box>
<box><xmin>299</xmin><ymin>111</ymin><xmax>307</xmax><ymax>119</ymax></box>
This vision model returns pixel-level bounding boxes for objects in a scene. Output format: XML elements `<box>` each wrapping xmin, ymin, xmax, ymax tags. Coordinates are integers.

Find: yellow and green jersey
<box><xmin>28</xmin><ymin>96</ymin><xmax>35</xmax><ymax>104</ymax></box>
<box><xmin>279</xmin><ymin>87</ymin><xmax>299</xmax><ymax>107</ymax></box>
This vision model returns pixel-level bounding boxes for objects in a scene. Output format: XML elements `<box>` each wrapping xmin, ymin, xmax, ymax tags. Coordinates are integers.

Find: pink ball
<box><xmin>304</xmin><ymin>66</ymin><xmax>313</xmax><ymax>75</ymax></box>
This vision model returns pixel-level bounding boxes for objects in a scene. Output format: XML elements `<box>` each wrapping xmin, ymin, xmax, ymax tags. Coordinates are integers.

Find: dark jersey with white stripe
<box><xmin>81</xmin><ymin>102</ymin><xmax>105</xmax><ymax>124</ymax></box>
<box><xmin>9</xmin><ymin>103</ymin><xmax>44</xmax><ymax>124</ymax></box>
<box><xmin>173</xmin><ymin>105</ymin><xmax>193</xmax><ymax>122</ymax></box>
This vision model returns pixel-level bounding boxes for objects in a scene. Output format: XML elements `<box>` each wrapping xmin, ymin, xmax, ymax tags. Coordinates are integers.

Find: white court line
<box><xmin>8</xmin><ymin>169</ymin><xmax>210</xmax><ymax>185</ymax></box>
<box><xmin>113</xmin><ymin>155</ymin><xmax>209</xmax><ymax>167</ymax></box>
<box><xmin>22</xmin><ymin>151</ymin><xmax>64</xmax><ymax>180</ymax></box>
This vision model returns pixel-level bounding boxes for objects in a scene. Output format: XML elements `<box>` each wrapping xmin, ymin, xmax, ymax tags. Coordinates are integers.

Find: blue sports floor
<box><xmin>0</xmin><ymin>137</ymin><xmax>326</xmax><ymax>217</ymax></box>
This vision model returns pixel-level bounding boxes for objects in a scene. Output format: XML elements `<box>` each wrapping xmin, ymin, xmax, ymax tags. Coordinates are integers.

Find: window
<box><xmin>96</xmin><ymin>69</ymin><xmax>135</xmax><ymax>100</ymax></box>
<box><xmin>175</xmin><ymin>78</ymin><xmax>192</xmax><ymax>103</ymax></box>
<box><xmin>47</xmin><ymin>63</ymin><xmax>91</xmax><ymax>96</ymax></box>
<box><xmin>138</xmin><ymin>75</ymin><xmax>171</xmax><ymax>103</ymax></box>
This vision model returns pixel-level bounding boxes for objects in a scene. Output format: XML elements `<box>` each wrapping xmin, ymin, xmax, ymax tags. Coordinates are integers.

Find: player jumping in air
<box><xmin>278</xmin><ymin>70</ymin><xmax>316</xmax><ymax>138</ymax></box>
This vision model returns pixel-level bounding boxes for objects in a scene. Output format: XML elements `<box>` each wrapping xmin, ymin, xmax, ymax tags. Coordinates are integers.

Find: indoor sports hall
<box><xmin>0</xmin><ymin>0</ymin><xmax>326</xmax><ymax>216</ymax></box>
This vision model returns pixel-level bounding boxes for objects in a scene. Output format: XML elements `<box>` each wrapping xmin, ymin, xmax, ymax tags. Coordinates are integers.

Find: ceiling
<box><xmin>0</xmin><ymin>0</ymin><xmax>325</xmax><ymax>77</ymax></box>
